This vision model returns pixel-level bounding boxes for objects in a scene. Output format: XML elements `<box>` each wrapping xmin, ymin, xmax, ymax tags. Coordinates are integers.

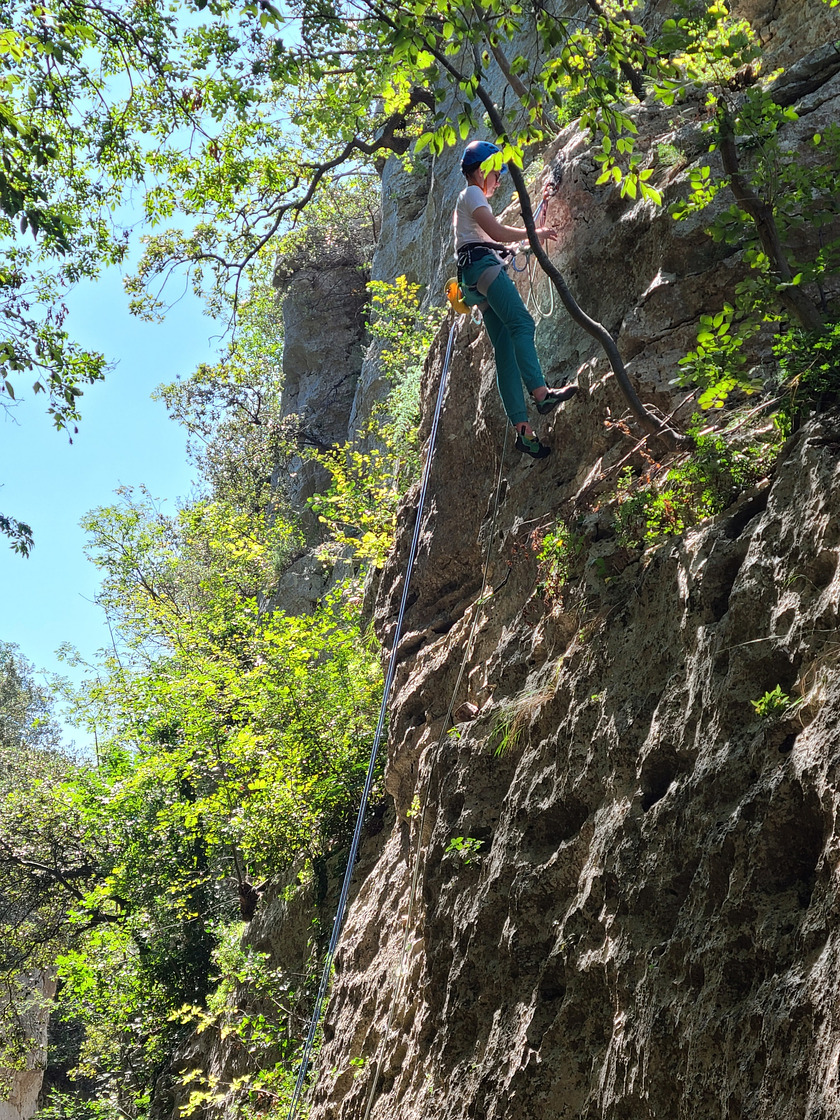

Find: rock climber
<box><xmin>454</xmin><ymin>139</ymin><xmax>577</xmax><ymax>459</ymax></box>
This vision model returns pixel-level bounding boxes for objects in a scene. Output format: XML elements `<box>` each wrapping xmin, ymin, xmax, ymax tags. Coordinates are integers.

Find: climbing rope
<box><xmin>354</xmin><ymin>176</ymin><xmax>563</xmax><ymax>1109</ymax></box>
<box><xmin>526</xmin><ymin>253</ymin><xmax>556</xmax><ymax>322</ymax></box>
<box><xmin>359</xmin><ymin>423</ymin><xmax>511</xmax><ymax>1120</ymax></box>
<box><xmin>524</xmin><ymin>195</ymin><xmax>556</xmax><ymax>322</ymax></box>
<box><xmin>501</xmin><ymin>196</ymin><xmax>555</xmax><ymax>322</ymax></box>
<box><xmin>285</xmin><ymin>316</ymin><xmax>461</xmax><ymax>1120</ymax></box>
<box><xmin>288</xmin><ymin>172</ymin><xmax>562</xmax><ymax>1118</ymax></box>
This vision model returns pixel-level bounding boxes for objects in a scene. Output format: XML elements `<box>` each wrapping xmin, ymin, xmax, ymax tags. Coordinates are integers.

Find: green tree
<box><xmin>29</xmin><ymin>479</ymin><xmax>382</xmax><ymax>1113</ymax></box>
<box><xmin>0</xmin><ymin>643</ymin><xmax>88</xmax><ymax>1088</ymax></box>
<box><xmin>0</xmin><ymin>0</ymin><xmax>184</xmax><ymax>551</ymax></box>
<box><xmin>133</xmin><ymin>0</ymin><xmax>838</xmax><ymax>445</ymax></box>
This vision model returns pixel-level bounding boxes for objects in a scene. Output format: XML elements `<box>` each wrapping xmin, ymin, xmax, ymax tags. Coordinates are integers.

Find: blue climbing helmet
<box><xmin>460</xmin><ymin>140</ymin><xmax>505</xmax><ymax>177</ymax></box>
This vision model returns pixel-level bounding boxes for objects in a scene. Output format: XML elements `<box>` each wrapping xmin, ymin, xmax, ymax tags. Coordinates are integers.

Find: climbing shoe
<box><xmin>515</xmin><ymin>432</ymin><xmax>551</xmax><ymax>459</ymax></box>
<box><xmin>534</xmin><ymin>384</ymin><xmax>578</xmax><ymax>415</ymax></box>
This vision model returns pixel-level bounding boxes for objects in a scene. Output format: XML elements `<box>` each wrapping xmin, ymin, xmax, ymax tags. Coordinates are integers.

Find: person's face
<box><xmin>483</xmin><ymin>169</ymin><xmax>501</xmax><ymax>197</ymax></box>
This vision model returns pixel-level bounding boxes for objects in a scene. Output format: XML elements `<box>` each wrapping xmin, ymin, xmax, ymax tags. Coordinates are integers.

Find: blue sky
<box><xmin>0</xmin><ymin>265</ymin><xmax>217</xmax><ymax>742</ymax></box>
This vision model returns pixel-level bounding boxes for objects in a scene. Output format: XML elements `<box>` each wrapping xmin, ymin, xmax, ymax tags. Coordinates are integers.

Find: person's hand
<box><xmin>536</xmin><ymin>225</ymin><xmax>557</xmax><ymax>241</ymax></box>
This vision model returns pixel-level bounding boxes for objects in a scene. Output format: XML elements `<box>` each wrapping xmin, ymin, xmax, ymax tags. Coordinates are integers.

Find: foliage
<box><xmin>170</xmin><ymin>922</ymin><xmax>305</xmax><ymax>1120</ymax></box>
<box><xmin>309</xmin><ymin>276</ymin><xmax>444</xmax><ymax>566</ymax></box>
<box><xmin>0</xmin><ymin>644</ymin><xmax>85</xmax><ymax>1089</ymax></box>
<box><xmin>0</xmin><ymin>0</ymin><xmax>193</xmax><ymax>550</ymax></box>
<box><xmin>270</xmin><ymin>176</ymin><xmax>382</xmax><ymax>285</ymax></box>
<box><xmin>155</xmin><ymin>254</ymin><xmax>288</xmax><ymax>516</ymax></box>
<box><xmin>675</xmin><ymin>302</ymin><xmax>763</xmax><ymax>410</ymax></box>
<box><xmin>39</xmin><ymin>594</ymin><xmax>379</xmax><ymax>1112</ymax></box>
<box><xmin>673</xmin><ymin>99</ymin><xmax>840</xmax><ymax>411</ymax></box>
<box><xmin>537</xmin><ymin>523</ymin><xmax>588</xmax><ymax>599</ymax></box>
<box><xmin>0</xmin><ymin>513</ymin><xmax>34</xmax><ymax>556</ymax></box>
<box><xmin>308</xmin><ymin>443</ymin><xmax>400</xmax><ymax>566</ymax></box>
<box><xmin>0</xmin><ymin>640</ymin><xmax>63</xmax><ymax>753</ymax></box>
<box><xmin>613</xmin><ymin>424</ymin><xmax>776</xmax><ymax>549</ymax></box>
<box><xmin>366</xmin><ymin>276</ymin><xmax>442</xmax><ymax>450</ymax></box>
<box><xmin>751</xmin><ymin>684</ymin><xmax>797</xmax><ymax>718</ymax></box>
<box><xmin>444</xmin><ymin>836</ymin><xmax>483</xmax><ymax>866</ymax></box>
<box><xmin>774</xmin><ymin>319</ymin><xmax>840</xmax><ymax>436</ymax></box>
<box><xmin>71</xmin><ymin>494</ymin><xmax>380</xmax><ymax>868</ymax></box>
<box><xmin>0</xmin><ymin>477</ymin><xmax>381</xmax><ymax>1115</ymax></box>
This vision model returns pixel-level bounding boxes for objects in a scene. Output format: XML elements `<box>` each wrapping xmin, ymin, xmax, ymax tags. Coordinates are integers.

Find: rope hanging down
<box><xmin>358</xmin><ymin>423</ymin><xmax>510</xmax><ymax>1120</ymax></box>
<box><xmin>285</xmin><ymin>317</ymin><xmax>461</xmax><ymax>1120</ymax></box>
<box><xmin>507</xmin><ymin>197</ymin><xmax>556</xmax><ymax>322</ymax></box>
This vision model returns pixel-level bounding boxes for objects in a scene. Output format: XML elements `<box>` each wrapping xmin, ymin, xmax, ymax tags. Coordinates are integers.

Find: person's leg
<box><xmin>482</xmin><ymin>303</ymin><xmax>530</xmax><ymax>428</ymax></box>
<box><xmin>462</xmin><ymin>260</ymin><xmax>566</xmax><ymax>447</ymax></box>
<box><xmin>484</xmin><ymin>269</ymin><xmax>546</xmax><ymax>398</ymax></box>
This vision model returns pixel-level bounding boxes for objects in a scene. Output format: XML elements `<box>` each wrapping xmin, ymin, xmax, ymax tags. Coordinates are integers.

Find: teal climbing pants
<box><xmin>461</xmin><ymin>258</ymin><xmax>546</xmax><ymax>427</ymax></box>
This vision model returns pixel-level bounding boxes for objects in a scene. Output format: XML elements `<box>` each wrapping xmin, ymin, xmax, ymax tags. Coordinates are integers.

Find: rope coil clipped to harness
<box><xmin>285</xmin><ymin>316</ymin><xmax>461</xmax><ymax>1120</ymax></box>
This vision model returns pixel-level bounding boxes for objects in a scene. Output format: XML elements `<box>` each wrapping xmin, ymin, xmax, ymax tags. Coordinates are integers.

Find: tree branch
<box><xmin>487</xmin><ymin>41</ymin><xmax>556</xmax><ymax>133</ymax></box>
<box><xmin>717</xmin><ymin>101</ymin><xmax>824</xmax><ymax>333</ymax></box>
<box><xmin>582</xmin><ymin>0</ymin><xmax>646</xmax><ymax>101</ymax></box>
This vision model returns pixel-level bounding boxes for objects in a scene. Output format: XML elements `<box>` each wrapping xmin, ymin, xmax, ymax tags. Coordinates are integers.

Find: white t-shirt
<box><xmin>453</xmin><ymin>184</ymin><xmax>494</xmax><ymax>250</ymax></box>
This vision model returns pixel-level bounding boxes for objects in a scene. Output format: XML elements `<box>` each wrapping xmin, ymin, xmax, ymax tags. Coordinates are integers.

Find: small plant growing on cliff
<box><xmin>537</xmin><ymin>522</ymin><xmax>588</xmax><ymax>597</ymax></box>
<box><xmin>349</xmin><ymin>1055</ymin><xmax>367</xmax><ymax>1078</ymax></box>
<box><xmin>489</xmin><ymin>703</ymin><xmax>524</xmax><ymax>758</ymax></box>
<box><xmin>445</xmin><ymin>836</ymin><xmax>484</xmax><ymax>866</ymax></box>
<box><xmin>613</xmin><ymin>467</ymin><xmax>685</xmax><ymax>549</ymax></box>
<box><xmin>751</xmin><ymin>685</ymin><xmax>799</xmax><ymax>719</ymax></box>
<box><xmin>613</xmin><ymin>426</ymin><xmax>775</xmax><ymax>549</ymax></box>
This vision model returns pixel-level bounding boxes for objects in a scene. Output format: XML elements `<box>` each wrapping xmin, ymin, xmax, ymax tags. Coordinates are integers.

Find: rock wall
<box><xmin>311</xmin><ymin>415</ymin><xmax>840</xmax><ymax>1119</ymax></box>
<box><xmin>295</xmin><ymin>4</ymin><xmax>840</xmax><ymax>1119</ymax></box>
<box><xmin>278</xmin><ymin>250</ymin><xmax>369</xmax><ymax>542</ymax></box>
<box><xmin>0</xmin><ymin>972</ymin><xmax>55</xmax><ymax>1120</ymax></box>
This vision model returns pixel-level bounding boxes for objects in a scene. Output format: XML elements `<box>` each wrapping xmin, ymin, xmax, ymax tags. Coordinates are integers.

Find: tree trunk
<box><xmin>717</xmin><ymin>102</ymin><xmax>824</xmax><ymax>334</ymax></box>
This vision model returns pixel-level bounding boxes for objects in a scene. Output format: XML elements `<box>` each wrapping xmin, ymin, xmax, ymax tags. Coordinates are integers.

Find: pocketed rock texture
<box><xmin>300</xmin><ymin>12</ymin><xmax>840</xmax><ymax>1120</ymax></box>
<box><xmin>308</xmin><ymin>413</ymin><xmax>840</xmax><ymax>1120</ymax></box>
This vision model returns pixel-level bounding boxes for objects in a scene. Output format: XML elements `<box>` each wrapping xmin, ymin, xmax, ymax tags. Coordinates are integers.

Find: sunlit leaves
<box><xmin>309</xmin><ymin>276</ymin><xmax>444</xmax><ymax>566</ymax></box>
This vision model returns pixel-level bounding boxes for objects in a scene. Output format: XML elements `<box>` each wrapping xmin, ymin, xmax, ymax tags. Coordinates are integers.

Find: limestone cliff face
<box><xmin>291</xmin><ymin>4</ymin><xmax>840</xmax><ymax>1119</ymax></box>
<box><xmin>1</xmin><ymin>972</ymin><xmax>55</xmax><ymax>1120</ymax></box>
<box><xmin>311</xmin><ymin>421</ymin><xmax>840</xmax><ymax>1119</ymax></box>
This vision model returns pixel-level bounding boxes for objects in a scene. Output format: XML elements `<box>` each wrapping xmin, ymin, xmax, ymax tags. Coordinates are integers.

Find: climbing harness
<box><xmin>285</xmin><ymin>316</ymin><xmax>462</xmax><ymax>1120</ymax></box>
<box><xmin>358</xmin><ymin>425</ymin><xmax>511</xmax><ymax>1120</ymax></box>
<box><xmin>455</xmin><ymin>240</ymin><xmax>511</xmax><ymax>270</ymax></box>
<box><xmin>455</xmin><ymin>240</ymin><xmax>522</xmax><ymax>308</ymax></box>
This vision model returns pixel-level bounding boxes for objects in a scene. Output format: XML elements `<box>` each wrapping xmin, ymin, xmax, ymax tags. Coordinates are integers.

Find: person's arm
<box><xmin>472</xmin><ymin>204</ymin><xmax>556</xmax><ymax>244</ymax></box>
